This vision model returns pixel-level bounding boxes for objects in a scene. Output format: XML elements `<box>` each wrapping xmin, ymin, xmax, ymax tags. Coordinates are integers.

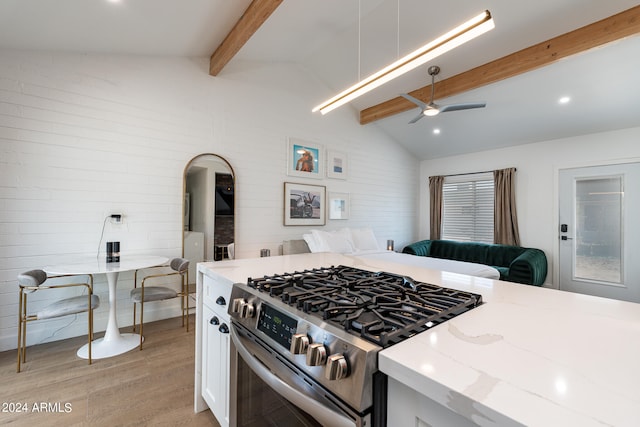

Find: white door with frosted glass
<box><xmin>558</xmin><ymin>163</ymin><xmax>640</xmax><ymax>302</ymax></box>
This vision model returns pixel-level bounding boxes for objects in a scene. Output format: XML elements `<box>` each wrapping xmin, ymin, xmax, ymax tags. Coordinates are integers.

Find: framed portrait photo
<box><xmin>328</xmin><ymin>192</ymin><xmax>350</xmax><ymax>220</ymax></box>
<box><xmin>287</xmin><ymin>138</ymin><xmax>324</xmax><ymax>179</ymax></box>
<box><xmin>284</xmin><ymin>182</ymin><xmax>326</xmax><ymax>226</ymax></box>
<box><xmin>326</xmin><ymin>150</ymin><xmax>348</xmax><ymax>179</ymax></box>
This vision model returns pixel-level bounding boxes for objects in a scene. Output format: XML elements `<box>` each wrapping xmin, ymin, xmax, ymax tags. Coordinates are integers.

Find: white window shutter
<box><xmin>441</xmin><ymin>173</ymin><xmax>494</xmax><ymax>243</ymax></box>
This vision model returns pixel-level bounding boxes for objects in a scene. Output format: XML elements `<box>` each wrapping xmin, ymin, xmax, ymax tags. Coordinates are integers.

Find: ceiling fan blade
<box><xmin>400</xmin><ymin>93</ymin><xmax>427</xmax><ymax>109</ymax></box>
<box><xmin>408</xmin><ymin>112</ymin><xmax>425</xmax><ymax>124</ymax></box>
<box><xmin>439</xmin><ymin>102</ymin><xmax>486</xmax><ymax>113</ymax></box>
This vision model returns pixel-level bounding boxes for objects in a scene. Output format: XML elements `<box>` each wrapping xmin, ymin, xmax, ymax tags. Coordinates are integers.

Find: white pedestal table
<box><xmin>44</xmin><ymin>255</ymin><xmax>169</xmax><ymax>359</ymax></box>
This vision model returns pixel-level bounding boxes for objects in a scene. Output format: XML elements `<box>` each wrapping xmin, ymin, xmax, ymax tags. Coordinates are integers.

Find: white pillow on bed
<box><xmin>303</xmin><ymin>233</ymin><xmax>320</xmax><ymax>253</ymax></box>
<box><xmin>310</xmin><ymin>229</ymin><xmax>354</xmax><ymax>254</ymax></box>
<box><xmin>350</xmin><ymin>228</ymin><xmax>380</xmax><ymax>251</ymax></box>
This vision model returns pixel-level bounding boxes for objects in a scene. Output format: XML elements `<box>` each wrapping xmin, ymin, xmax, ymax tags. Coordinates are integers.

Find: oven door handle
<box><xmin>230</xmin><ymin>325</ymin><xmax>355</xmax><ymax>427</ymax></box>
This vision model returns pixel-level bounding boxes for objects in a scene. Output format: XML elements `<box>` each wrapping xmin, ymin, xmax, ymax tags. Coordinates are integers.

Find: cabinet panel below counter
<box><xmin>195</xmin><ymin>267</ymin><xmax>233</xmax><ymax>427</ymax></box>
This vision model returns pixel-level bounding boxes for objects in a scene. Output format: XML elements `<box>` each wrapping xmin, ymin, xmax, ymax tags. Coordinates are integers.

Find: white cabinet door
<box><xmin>216</xmin><ymin>317</ymin><xmax>230</xmax><ymax>427</ymax></box>
<box><xmin>202</xmin><ymin>304</ymin><xmax>217</xmax><ymax>410</ymax></box>
<box><xmin>387</xmin><ymin>377</ymin><xmax>491</xmax><ymax>427</ymax></box>
<box><xmin>202</xmin><ymin>302</ymin><xmax>230</xmax><ymax>427</ymax></box>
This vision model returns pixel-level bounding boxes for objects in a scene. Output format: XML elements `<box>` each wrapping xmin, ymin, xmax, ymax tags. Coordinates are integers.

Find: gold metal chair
<box><xmin>17</xmin><ymin>270</ymin><xmax>99</xmax><ymax>373</ymax></box>
<box><xmin>131</xmin><ymin>258</ymin><xmax>190</xmax><ymax>350</ymax></box>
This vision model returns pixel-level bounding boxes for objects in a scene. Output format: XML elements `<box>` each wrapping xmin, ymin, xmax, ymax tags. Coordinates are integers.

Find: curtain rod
<box><xmin>430</xmin><ymin>168</ymin><xmax>516</xmax><ymax>179</ymax></box>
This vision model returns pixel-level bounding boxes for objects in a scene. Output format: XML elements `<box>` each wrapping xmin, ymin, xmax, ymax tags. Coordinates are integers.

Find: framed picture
<box><xmin>326</xmin><ymin>150</ymin><xmax>348</xmax><ymax>179</ymax></box>
<box><xmin>287</xmin><ymin>138</ymin><xmax>324</xmax><ymax>179</ymax></box>
<box><xmin>284</xmin><ymin>182</ymin><xmax>326</xmax><ymax>226</ymax></box>
<box><xmin>328</xmin><ymin>192</ymin><xmax>349</xmax><ymax>220</ymax></box>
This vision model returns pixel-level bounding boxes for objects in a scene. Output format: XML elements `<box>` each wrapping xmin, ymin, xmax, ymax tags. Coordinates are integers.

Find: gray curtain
<box><xmin>429</xmin><ymin>175</ymin><xmax>444</xmax><ymax>240</ymax></box>
<box><xmin>494</xmin><ymin>168</ymin><xmax>521</xmax><ymax>246</ymax></box>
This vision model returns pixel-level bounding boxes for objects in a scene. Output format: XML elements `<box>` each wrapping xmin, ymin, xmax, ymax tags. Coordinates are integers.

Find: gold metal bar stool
<box><xmin>131</xmin><ymin>258</ymin><xmax>190</xmax><ymax>350</ymax></box>
<box><xmin>17</xmin><ymin>270</ymin><xmax>99</xmax><ymax>372</ymax></box>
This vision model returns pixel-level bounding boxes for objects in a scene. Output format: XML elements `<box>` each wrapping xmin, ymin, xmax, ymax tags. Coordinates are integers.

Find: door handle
<box><xmin>561</xmin><ymin>236</ymin><xmax>573</xmax><ymax>240</ymax></box>
<box><xmin>210</xmin><ymin>316</ymin><xmax>220</xmax><ymax>325</ymax></box>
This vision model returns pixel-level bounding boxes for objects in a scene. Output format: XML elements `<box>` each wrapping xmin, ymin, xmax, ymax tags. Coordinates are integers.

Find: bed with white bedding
<box><xmin>299</xmin><ymin>228</ymin><xmax>500</xmax><ymax>280</ymax></box>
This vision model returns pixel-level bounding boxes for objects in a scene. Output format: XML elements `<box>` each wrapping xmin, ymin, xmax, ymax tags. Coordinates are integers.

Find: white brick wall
<box><xmin>0</xmin><ymin>51</ymin><xmax>419</xmax><ymax>351</ymax></box>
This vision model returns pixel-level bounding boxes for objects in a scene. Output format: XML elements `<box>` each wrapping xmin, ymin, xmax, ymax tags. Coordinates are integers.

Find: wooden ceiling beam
<box><xmin>360</xmin><ymin>5</ymin><xmax>640</xmax><ymax>125</ymax></box>
<box><xmin>209</xmin><ymin>0</ymin><xmax>283</xmax><ymax>76</ymax></box>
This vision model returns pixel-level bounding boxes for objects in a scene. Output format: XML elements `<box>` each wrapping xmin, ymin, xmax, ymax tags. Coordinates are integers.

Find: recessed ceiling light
<box><xmin>433</xmin><ymin>128</ymin><xmax>441</xmax><ymax>135</ymax></box>
<box><xmin>558</xmin><ymin>96</ymin><xmax>571</xmax><ymax>104</ymax></box>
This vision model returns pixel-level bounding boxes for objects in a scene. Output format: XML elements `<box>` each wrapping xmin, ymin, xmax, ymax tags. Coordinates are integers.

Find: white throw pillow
<box><xmin>311</xmin><ymin>229</ymin><xmax>354</xmax><ymax>254</ymax></box>
<box><xmin>303</xmin><ymin>233</ymin><xmax>320</xmax><ymax>253</ymax></box>
<box><xmin>350</xmin><ymin>228</ymin><xmax>380</xmax><ymax>251</ymax></box>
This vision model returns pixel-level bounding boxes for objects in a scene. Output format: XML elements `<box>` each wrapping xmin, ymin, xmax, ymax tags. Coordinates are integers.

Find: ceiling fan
<box><xmin>401</xmin><ymin>65</ymin><xmax>486</xmax><ymax>124</ymax></box>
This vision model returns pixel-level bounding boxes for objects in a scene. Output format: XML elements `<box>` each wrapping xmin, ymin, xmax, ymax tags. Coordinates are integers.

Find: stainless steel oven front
<box><xmin>227</xmin><ymin>265</ymin><xmax>482</xmax><ymax>427</ymax></box>
<box><xmin>229</xmin><ymin>321</ymin><xmax>366</xmax><ymax>427</ymax></box>
<box><xmin>227</xmin><ymin>277</ymin><xmax>385</xmax><ymax>427</ymax></box>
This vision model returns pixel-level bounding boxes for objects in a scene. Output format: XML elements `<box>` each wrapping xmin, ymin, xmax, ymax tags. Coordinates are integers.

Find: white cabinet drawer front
<box><xmin>203</xmin><ymin>273</ymin><xmax>233</xmax><ymax>319</ymax></box>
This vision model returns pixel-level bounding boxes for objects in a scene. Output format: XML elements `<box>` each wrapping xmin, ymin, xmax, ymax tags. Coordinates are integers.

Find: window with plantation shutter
<box><xmin>441</xmin><ymin>173</ymin><xmax>494</xmax><ymax>243</ymax></box>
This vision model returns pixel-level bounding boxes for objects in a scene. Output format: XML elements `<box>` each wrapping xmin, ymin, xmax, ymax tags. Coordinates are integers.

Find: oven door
<box><xmin>229</xmin><ymin>322</ymin><xmax>366</xmax><ymax>427</ymax></box>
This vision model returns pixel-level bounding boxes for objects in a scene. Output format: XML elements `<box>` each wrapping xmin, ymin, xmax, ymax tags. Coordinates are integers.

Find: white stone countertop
<box><xmin>198</xmin><ymin>253</ymin><xmax>640</xmax><ymax>426</ymax></box>
<box><xmin>364</xmin><ymin>261</ymin><xmax>640</xmax><ymax>427</ymax></box>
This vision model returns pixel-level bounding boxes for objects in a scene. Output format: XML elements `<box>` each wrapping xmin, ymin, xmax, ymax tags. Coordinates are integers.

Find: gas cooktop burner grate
<box><xmin>247</xmin><ymin>265</ymin><xmax>482</xmax><ymax>348</ymax></box>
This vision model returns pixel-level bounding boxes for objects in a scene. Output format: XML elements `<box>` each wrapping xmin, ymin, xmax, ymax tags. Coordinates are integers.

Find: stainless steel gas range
<box><xmin>228</xmin><ymin>265</ymin><xmax>482</xmax><ymax>427</ymax></box>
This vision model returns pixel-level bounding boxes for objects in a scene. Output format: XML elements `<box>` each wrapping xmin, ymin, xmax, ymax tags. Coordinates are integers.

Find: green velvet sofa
<box><xmin>402</xmin><ymin>240</ymin><xmax>547</xmax><ymax>286</ymax></box>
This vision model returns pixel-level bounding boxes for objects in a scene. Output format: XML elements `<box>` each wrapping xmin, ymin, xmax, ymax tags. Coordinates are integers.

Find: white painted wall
<box><xmin>419</xmin><ymin>126</ymin><xmax>640</xmax><ymax>287</ymax></box>
<box><xmin>0</xmin><ymin>51</ymin><xmax>419</xmax><ymax>351</ymax></box>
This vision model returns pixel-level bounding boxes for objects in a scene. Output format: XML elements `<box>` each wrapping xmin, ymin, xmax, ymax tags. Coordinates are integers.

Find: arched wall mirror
<box><xmin>182</xmin><ymin>153</ymin><xmax>235</xmax><ymax>284</ymax></box>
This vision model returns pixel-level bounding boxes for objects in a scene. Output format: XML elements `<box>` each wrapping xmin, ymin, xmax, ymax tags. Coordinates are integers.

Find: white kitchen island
<box><xmin>194</xmin><ymin>253</ymin><xmax>640</xmax><ymax>427</ymax></box>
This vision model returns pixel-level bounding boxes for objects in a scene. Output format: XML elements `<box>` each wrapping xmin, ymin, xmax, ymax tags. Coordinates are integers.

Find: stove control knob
<box><xmin>290</xmin><ymin>334</ymin><xmax>309</xmax><ymax>355</ymax></box>
<box><xmin>306</xmin><ymin>343</ymin><xmax>327</xmax><ymax>366</ymax></box>
<box><xmin>231</xmin><ymin>298</ymin><xmax>244</xmax><ymax>314</ymax></box>
<box><xmin>239</xmin><ymin>301</ymin><xmax>255</xmax><ymax>318</ymax></box>
<box><xmin>325</xmin><ymin>354</ymin><xmax>348</xmax><ymax>381</ymax></box>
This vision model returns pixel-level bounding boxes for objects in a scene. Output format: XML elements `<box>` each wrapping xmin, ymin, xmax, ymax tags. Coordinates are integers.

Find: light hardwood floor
<box><xmin>0</xmin><ymin>316</ymin><xmax>220</xmax><ymax>427</ymax></box>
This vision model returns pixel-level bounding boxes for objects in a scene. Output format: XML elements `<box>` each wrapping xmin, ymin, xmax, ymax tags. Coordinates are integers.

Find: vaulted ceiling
<box><xmin>1</xmin><ymin>0</ymin><xmax>639</xmax><ymax>160</ymax></box>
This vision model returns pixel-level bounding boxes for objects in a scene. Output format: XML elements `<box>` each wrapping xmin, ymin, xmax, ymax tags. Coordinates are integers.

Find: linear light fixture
<box><xmin>312</xmin><ymin>10</ymin><xmax>494</xmax><ymax>115</ymax></box>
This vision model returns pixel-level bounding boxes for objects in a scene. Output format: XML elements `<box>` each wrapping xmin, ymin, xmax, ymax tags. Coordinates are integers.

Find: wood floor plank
<box><xmin>0</xmin><ymin>316</ymin><xmax>219</xmax><ymax>427</ymax></box>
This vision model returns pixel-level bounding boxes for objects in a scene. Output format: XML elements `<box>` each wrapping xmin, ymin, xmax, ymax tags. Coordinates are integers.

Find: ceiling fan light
<box><xmin>423</xmin><ymin>107</ymin><xmax>440</xmax><ymax>116</ymax></box>
<box><xmin>312</xmin><ymin>10</ymin><xmax>494</xmax><ymax>115</ymax></box>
